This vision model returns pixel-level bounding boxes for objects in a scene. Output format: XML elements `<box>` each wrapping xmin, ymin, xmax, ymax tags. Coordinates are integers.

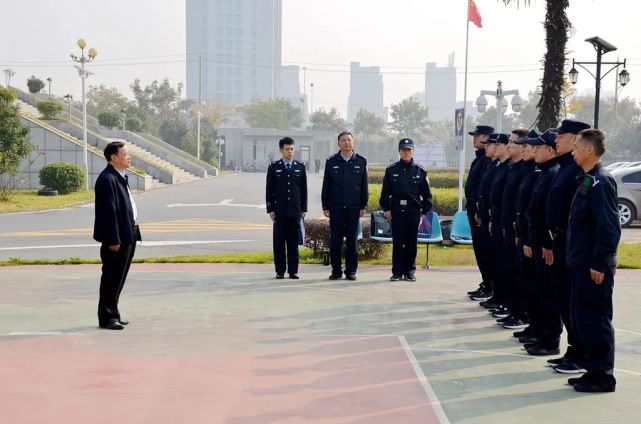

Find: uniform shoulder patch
<box><xmin>386</xmin><ymin>162</ymin><xmax>397</xmax><ymax>169</ymax></box>
<box><xmin>326</xmin><ymin>152</ymin><xmax>338</xmax><ymax>160</ymax></box>
<box><xmin>296</xmin><ymin>161</ymin><xmax>305</xmax><ymax>168</ymax></box>
<box><xmin>416</xmin><ymin>163</ymin><xmax>426</xmax><ymax>172</ymax></box>
<box><xmin>356</xmin><ymin>153</ymin><xmax>367</xmax><ymax>160</ymax></box>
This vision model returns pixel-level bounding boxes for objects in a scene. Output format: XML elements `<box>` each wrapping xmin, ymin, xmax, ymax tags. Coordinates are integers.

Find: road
<box><xmin>1</xmin><ymin>171</ymin><xmax>640</xmax><ymax>260</ymax></box>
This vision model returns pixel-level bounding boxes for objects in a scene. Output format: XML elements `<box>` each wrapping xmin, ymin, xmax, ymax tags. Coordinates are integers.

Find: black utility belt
<box><xmin>394</xmin><ymin>199</ymin><xmax>417</xmax><ymax>206</ymax></box>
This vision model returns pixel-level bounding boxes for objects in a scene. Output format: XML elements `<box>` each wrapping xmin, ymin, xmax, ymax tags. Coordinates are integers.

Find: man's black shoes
<box><xmin>526</xmin><ymin>345</ymin><xmax>560</xmax><ymax>356</ymax></box>
<box><xmin>100</xmin><ymin>319</ymin><xmax>124</xmax><ymax>330</ymax></box>
<box><xmin>390</xmin><ymin>275</ymin><xmax>403</xmax><ymax>282</ymax></box>
<box><xmin>289</xmin><ymin>274</ymin><xmax>300</xmax><ymax>279</ymax></box>
<box><xmin>118</xmin><ymin>319</ymin><xmax>129</xmax><ymax>326</ymax></box>
<box><xmin>569</xmin><ymin>373</ymin><xmax>616</xmax><ymax>392</ymax></box>
<box><xmin>346</xmin><ymin>274</ymin><xmax>357</xmax><ymax>281</ymax></box>
<box><xmin>329</xmin><ymin>273</ymin><xmax>342</xmax><ymax>280</ymax></box>
<box><xmin>404</xmin><ymin>274</ymin><xmax>416</xmax><ymax>282</ymax></box>
<box><xmin>276</xmin><ymin>274</ymin><xmax>285</xmax><ymax>279</ymax></box>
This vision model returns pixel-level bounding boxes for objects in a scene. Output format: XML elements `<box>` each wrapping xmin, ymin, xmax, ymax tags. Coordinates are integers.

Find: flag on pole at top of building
<box><xmin>469</xmin><ymin>0</ymin><xmax>483</xmax><ymax>28</ymax></box>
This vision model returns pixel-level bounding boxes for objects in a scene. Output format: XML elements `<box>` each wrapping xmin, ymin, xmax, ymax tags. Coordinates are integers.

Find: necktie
<box><xmin>286</xmin><ymin>163</ymin><xmax>291</xmax><ymax>171</ymax></box>
<box><xmin>124</xmin><ymin>174</ymin><xmax>129</xmax><ymax>186</ymax></box>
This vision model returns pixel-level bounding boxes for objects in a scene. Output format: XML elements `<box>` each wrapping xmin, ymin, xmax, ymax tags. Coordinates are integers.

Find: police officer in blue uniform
<box><xmin>465</xmin><ymin>125</ymin><xmax>494</xmax><ymax>299</ymax></box>
<box><xmin>321</xmin><ymin>131</ymin><xmax>369</xmax><ymax>281</ymax></box>
<box><xmin>523</xmin><ymin>130</ymin><xmax>561</xmax><ymax>356</ymax></box>
<box><xmin>476</xmin><ymin>136</ymin><xmax>501</xmax><ymax>308</ymax></box>
<box><xmin>566</xmin><ymin>129</ymin><xmax>620</xmax><ymax>393</ymax></box>
<box><xmin>487</xmin><ymin>133</ymin><xmax>512</xmax><ymax>317</ymax></box>
<box><xmin>266</xmin><ymin>137</ymin><xmax>308</xmax><ymax>279</ymax></box>
<box><xmin>543</xmin><ymin>119</ymin><xmax>591</xmax><ymax>373</ymax></box>
<box><xmin>379</xmin><ymin>138</ymin><xmax>433</xmax><ymax>281</ymax></box>
<box><xmin>513</xmin><ymin>130</ymin><xmax>540</xmax><ymax>342</ymax></box>
<box><xmin>496</xmin><ymin>128</ymin><xmax>530</xmax><ymax>330</ymax></box>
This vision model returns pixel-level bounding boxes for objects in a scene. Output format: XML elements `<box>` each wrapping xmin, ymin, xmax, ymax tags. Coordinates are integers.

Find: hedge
<box><xmin>304</xmin><ymin>217</ymin><xmax>386</xmax><ymax>260</ymax></box>
<box><xmin>368</xmin><ymin>170</ymin><xmax>466</xmax><ymax>188</ymax></box>
<box><xmin>367</xmin><ymin>184</ymin><xmax>463</xmax><ymax>216</ymax></box>
<box><xmin>39</xmin><ymin>162</ymin><xmax>85</xmax><ymax>193</ymax></box>
<box><xmin>36</xmin><ymin>100</ymin><xmax>63</xmax><ymax>119</ymax></box>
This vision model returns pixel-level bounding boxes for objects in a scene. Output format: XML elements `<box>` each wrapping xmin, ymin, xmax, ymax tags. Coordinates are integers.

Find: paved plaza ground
<box><xmin>1</xmin><ymin>263</ymin><xmax>640</xmax><ymax>423</ymax></box>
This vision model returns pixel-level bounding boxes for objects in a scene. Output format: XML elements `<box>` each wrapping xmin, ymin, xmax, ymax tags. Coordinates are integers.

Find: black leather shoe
<box><xmin>390</xmin><ymin>275</ymin><xmax>403</xmax><ymax>281</ymax></box>
<box><xmin>346</xmin><ymin>274</ymin><xmax>357</xmax><ymax>281</ymax></box>
<box><xmin>404</xmin><ymin>274</ymin><xmax>416</xmax><ymax>282</ymax></box>
<box><xmin>118</xmin><ymin>319</ymin><xmax>129</xmax><ymax>326</ymax></box>
<box><xmin>289</xmin><ymin>274</ymin><xmax>299</xmax><ymax>279</ymax></box>
<box><xmin>526</xmin><ymin>346</ymin><xmax>560</xmax><ymax>356</ymax></box>
<box><xmin>519</xmin><ymin>336</ymin><xmax>539</xmax><ymax>344</ymax></box>
<box><xmin>574</xmin><ymin>375</ymin><xmax>616</xmax><ymax>393</ymax></box>
<box><xmin>276</xmin><ymin>274</ymin><xmax>285</xmax><ymax>279</ymax></box>
<box><xmin>100</xmin><ymin>320</ymin><xmax>124</xmax><ymax>330</ymax></box>
<box><xmin>329</xmin><ymin>273</ymin><xmax>342</xmax><ymax>280</ymax></box>
<box><xmin>568</xmin><ymin>373</ymin><xmax>591</xmax><ymax>386</ymax></box>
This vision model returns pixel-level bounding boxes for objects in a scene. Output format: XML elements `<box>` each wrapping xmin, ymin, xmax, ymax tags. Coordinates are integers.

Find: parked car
<box><xmin>604</xmin><ymin>161</ymin><xmax>630</xmax><ymax>171</ymax></box>
<box><xmin>611</xmin><ymin>165</ymin><xmax>641</xmax><ymax>227</ymax></box>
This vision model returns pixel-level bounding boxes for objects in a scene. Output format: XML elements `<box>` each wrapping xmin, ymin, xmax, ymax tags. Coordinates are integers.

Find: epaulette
<box><xmin>416</xmin><ymin>163</ymin><xmax>426</xmax><ymax>172</ymax></box>
<box><xmin>356</xmin><ymin>153</ymin><xmax>367</xmax><ymax>160</ymax></box>
<box><xmin>294</xmin><ymin>160</ymin><xmax>305</xmax><ymax>167</ymax></box>
<box><xmin>386</xmin><ymin>162</ymin><xmax>397</xmax><ymax>169</ymax></box>
<box><xmin>327</xmin><ymin>152</ymin><xmax>339</xmax><ymax>160</ymax></box>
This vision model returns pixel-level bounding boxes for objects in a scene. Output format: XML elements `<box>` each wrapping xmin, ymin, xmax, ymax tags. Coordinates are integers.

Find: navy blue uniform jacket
<box><xmin>321</xmin><ymin>152</ymin><xmax>368</xmax><ymax>210</ymax></box>
<box><xmin>379</xmin><ymin>159</ymin><xmax>433</xmax><ymax>214</ymax></box>
<box><xmin>465</xmin><ymin>149</ymin><xmax>490</xmax><ymax>215</ymax></box>
<box><xmin>567</xmin><ymin>163</ymin><xmax>621</xmax><ymax>272</ymax></box>
<box><xmin>265</xmin><ymin>159</ymin><xmax>308</xmax><ymax>218</ymax></box>
<box><xmin>526</xmin><ymin>158</ymin><xmax>559</xmax><ymax>248</ymax></box>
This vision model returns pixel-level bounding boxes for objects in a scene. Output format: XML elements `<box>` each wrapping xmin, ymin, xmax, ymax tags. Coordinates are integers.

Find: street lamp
<box><xmin>121</xmin><ymin>108</ymin><xmax>127</xmax><ymax>132</ymax></box>
<box><xmin>46</xmin><ymin>77</ymin><xmax>52</xmax><ymax>97</ymax></box>
<box><xmin>63</xmin><ymin>94</ymin><xmax>73</xmax><ymax>120</ymax></box>
<box><xmin>475</xmin><ymin>80</ymin><xmax>523</xmax><ymax>132</ymax></box>
<box><xmin>70</xmin><ymin>38</ymin><xmax>97</xmax><ymax>190</ymax></box>
<box><xmin>569</xmin><ymin>36</ymin><xmax>629</xmax><ymax>129</ymax></box>
<box><xmin>3</xmin><ymin>68</ymin><xmax>15</xmax><ymax>87</ymax></box>
<box><xmin>216</xmin><ymin>135</ymin><xmax>225</xmax><ymax>168</ymax></box>
<box><xmin>310</xmin><ymin>82</ymin><xmax>314</xmax><ymax>115</ymax></box>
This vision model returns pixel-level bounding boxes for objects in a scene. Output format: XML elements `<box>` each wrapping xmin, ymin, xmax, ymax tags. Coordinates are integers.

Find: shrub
<box><xmin>36</xmin><ymin>100</ymin><xmax>63</xmax><ymax>119</ymax></box>
<box><xmin>367</xmin><ymin>184</ymin><xmax>464</xmax><ymax>216</ymax></box>
<box><xmin>27</xmin><ymin>76</ymin><xmax>45</xmax><ymax>94</ymax></box>
<box><xmin>303</xmin><ymin>217</ymin><xmax>385</xmax><ymax>260</ymax></box>
<box><xmin>39</xmin><ymin>162</ymin><xmax>85</xmax><ymax>193</ymax></box>
<box><xmin>98</xmin><ymin>111</ymin><xmax>121</xmax><ymax>129</ymax></box>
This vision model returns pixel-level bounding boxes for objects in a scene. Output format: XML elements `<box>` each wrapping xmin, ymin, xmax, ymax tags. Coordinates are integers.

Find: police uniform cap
<box><xmin>481</xmin><ymin>133</ymin><xmax>499</xmax><ymax>144</ymax></box>
<box><xmin>526</xmin><ymin>129</ymin><xmax>557</xmax><ymax>149</ymax></box>
<box><xmin>554</xmin><ymin>119</ymin><xmax>591</xmax><ymax>135</ymax></box>
<box><xmin>469</xmin><ymin>125</ymin><xmax>494</xmax><ymax>136</ymax></box>
<box><xmin>491</xmin><ymin>133</ymin><xmax>510</xmax><ymax>144</ymax></box>
<box><xmin>399</xmin><ymin>138</ymin><xmax>414</xmax><ymax>150</ymax></box>
<box><xmin>515</xmin><ymin>129</ymin><xmax>541</xmax><ymax>145</ymax></box>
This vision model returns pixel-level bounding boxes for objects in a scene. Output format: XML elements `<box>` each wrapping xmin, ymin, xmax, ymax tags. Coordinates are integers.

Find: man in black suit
<box><xmin>265</xmin><ymin>137</ymin><xmax>308</xmax><ymax>279</ymax></box>
<box><xmin>93</xmin><ymin>141</ymin><xmax>141</xmax><ymax>330</ymax></box>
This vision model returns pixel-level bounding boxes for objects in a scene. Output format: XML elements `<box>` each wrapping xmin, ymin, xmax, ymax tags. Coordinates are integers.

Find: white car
<box><xmin>604</xmin><ymin>161</ymin><xmax>630</xmax><ymax>171</ymax></box>
<box><xmin>611</xmin><ymin>165</ymin><xmax>641</xmax><ymax>227</ymax></box>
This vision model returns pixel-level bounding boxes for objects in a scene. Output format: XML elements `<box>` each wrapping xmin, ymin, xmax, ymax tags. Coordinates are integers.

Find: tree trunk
<box><xmin>536</xmin><ymin>0</ymin><xmax>570</xmax><ymax>130</ymax></box>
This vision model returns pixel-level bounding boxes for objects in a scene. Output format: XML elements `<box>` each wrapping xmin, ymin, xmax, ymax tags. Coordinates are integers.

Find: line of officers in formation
<box><xmin>265</xmin><ymin>123</ymin><xmax>620</xmax><ymax>394</ymax></box>
<box><xmin>464</xmin><ymin>121</ymin><xmax>620</xmax><ymax>393</ymax></box>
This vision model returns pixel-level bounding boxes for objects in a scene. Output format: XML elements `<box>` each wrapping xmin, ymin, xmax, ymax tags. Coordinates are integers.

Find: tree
<box><xmin>0</xmin><ymin>87</ymin><xmax>32</xmax><ymax>200</ymax></box>
<box><xmin>502</xmin><ymin>0</ymin><xmax>571</xmax><ymax>129</ymax></box>
<box><xmin>158</xmin><ymin>113</ymin><xmax>189</xmax><ymax>148</ymax></box>
<box><xmin>389</xmin><ymin>97</ymin><xmax>428</xmax><ymax>139</ymax></box>
<box><xmin>241</xmin><ymin>98</ymin><xmax>302</xmax><ymax>129</ymax></box>
<box><xmin>309</xmin><ymin>108</ymin><xmax>347</xmax><ymax>132</ymax></box>
<box><xmin>26</xmin><ymin>76</ymin><xmax>45</xmax><ymax>94</ymax></box>
<box><xmin>353</xmin><ymin>108</ymin><xmax>386</xmax><ymax>140</ymax></box>
<box><xmin>87</xmin><ymin>84</ymin><xmax>130</xmax><ymax>116</ymax></box>
<box><xmin>131</xmin><ymin>78</ymin><xmax>190</xmax><ymax>118</ymax></box>
<box><xmin>98</xmin><ymin>111</ymin><xmax>121</xmax><ymax>129</ymax></box>
<box><xmin>36</xmin><ymin>100</ymin><xmax>63</xmax><ymax>119</ymax></box>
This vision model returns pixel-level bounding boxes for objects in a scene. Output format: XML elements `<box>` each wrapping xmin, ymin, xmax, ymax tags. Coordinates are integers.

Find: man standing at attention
<box><xmin>379</xmin><ymin>138</ymin><xmax>432</xmax><ymax>281</ymax></box>
<box><xmin>321</xmin><ymin>131</ymin><xmax>369</xmax><ymax>281</ymax></box>
<box><xmin>93</xmin><ymin>141</ymin><xmax>141</xmax><ymax>330</ymax></box>
<box><xmin>265</xmin><ymin>137</ymin><xmax>308</xmax><ymax>279</ymax></box>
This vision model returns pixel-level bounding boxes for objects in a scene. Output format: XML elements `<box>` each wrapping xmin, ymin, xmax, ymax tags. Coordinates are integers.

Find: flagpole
<box><xmin>458</xmin><ymin>0</ymin><xmax>471</xmax><ymax>212</ymax></box>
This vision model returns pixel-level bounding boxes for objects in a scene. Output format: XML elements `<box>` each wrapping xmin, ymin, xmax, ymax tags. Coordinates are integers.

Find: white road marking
<box><xmin>7</xmin><ymin>332</ymin><xmax>62</xmax><ymax>336</ymax></box>
<box><xmin>166</xmin><ymin>200</ymin><xmax>266</xmax><ymax>209</ymax></box>
<box><xmin>0</xmin><ymin>240</ymin><xmax>255</xmax><ymax>251</ymax></box>
<box><xmin>399</xmin><ymin>336</ymin><xmax>451</xmax><ymax>423</ymax></box>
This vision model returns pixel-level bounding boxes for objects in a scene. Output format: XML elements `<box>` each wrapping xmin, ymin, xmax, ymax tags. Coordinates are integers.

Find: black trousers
<box><xmin>98</xmin><ymin>242</ymin><xmax>136</xmax><ymax>326</ymax></box>
<box><xmin>518</xmin><ymin>240</ymin><xmax>538</xmax><ymax>326</ymax></box>
<box><xmin>468</xmin><ymin>212</ymin><xmax>491</xmax><ymax>285</ymax></box>
<box><xmin>533</xmin><ymin>245</ymin><xmax>562</xmax><ymax>347</ymax></box>
<box><xmin>329</xmin><ymin>207</ymin><xmax>360</xmax><ymax>276</ymax></box>
<box><xmin>570</xmin><ymin>265</ymin><xmax>615</xmax><ymax>375</ymax></box>
<box><xmin>273</xmin><ymin>216</ymin><xmax>300</xmax><ymax>275</ymax></box>
<box><xmin>500</xmin><ymin>228</ymin><xmax>518</xmax><ymax>310</ymax></box>
<box><xmin>391</xmin><ymin>208</ymin><xmax>420</xmax><ymax>277</ymax></box>
<box><xmin>553</xmin><ymin>241</ymin><xmax>582</xmax><ymax>362</ymax></box>
<box><xmin>489</xmin><ymin>222</ymin><xmax>506</xmax><ymax>304</ymax></box>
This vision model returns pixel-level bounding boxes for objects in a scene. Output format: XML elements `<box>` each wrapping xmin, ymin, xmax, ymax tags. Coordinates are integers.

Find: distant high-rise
<box><xmin>425</xmin><ymin>56</ymin><xmax>457</xmax><ymax>122</ymax></box>
<box><xmin>280</xmin><ymin>65</ymin><xmax>304</xmax><ymax>113</ymax></box>
<box><xmin>186</xmin><ymin>0</ymin><xmax>282</xmax><ymax>106</ymax></box>
<box><xmin>347</xmin><ymin>62</ymin><xmax>386</xmax><ymax>123</ymax></box>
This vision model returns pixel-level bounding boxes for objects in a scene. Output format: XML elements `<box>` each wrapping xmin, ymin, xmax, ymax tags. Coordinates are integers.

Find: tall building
<box><xmin>424</xmin><ymin>55</ymin><xmax>457</xmax><ymax>122</ymax></box>
<box><xmin>280</xmin><ymin>65</ymin><xmax>305</xmax><ymax>113</ymax></box>
<box><xmin>186</xmin><ymin>0</ymin><xmax>282</xmax><ymax>106</ymax></box>
<box><xmin>347</xmin><ymin>62</ymin><xmax>386</xmax><ymax>123</ymax></box>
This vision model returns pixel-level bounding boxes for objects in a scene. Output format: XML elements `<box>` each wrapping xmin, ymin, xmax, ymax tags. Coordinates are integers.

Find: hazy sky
<box><xmin>2</xmin><ymin>0</ymin><xmax>640</xmax><ymax>119</ymax></box>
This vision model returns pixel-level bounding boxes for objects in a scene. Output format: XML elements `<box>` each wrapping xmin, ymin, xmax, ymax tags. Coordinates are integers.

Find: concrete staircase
<box><xmin>13</xmin><ymin>99</ymin><xmax>199</xmax><ymax>189</ymax></box>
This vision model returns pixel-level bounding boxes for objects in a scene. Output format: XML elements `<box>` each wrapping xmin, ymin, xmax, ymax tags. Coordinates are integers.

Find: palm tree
<box><xmin>501</xmin><ymin>0</ymin><xmax>571</xmax><ymax>130</ymax></box>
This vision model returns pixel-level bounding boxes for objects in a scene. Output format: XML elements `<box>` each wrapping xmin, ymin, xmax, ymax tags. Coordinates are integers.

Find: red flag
<box><xmin>469</xmin><ymin>0</ymin><xmax>483</xmax><ymax>28</ymax></box>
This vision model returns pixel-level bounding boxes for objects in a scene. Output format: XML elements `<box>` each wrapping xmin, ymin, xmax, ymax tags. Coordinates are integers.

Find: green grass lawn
<box><xmin>4</xmin><ymin>243</ymin><xmax>639</xmax><ymax>268</ymax></box>
<box><xmin>0</xmin><ymin>190</ymin><xmax>94</xmax><ymax>214</ymax></box>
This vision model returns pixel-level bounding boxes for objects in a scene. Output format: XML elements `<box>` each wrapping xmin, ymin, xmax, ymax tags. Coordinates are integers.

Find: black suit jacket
<box><xmin>265</xmin><ymin>159</ymin><xmax>308</xmax><ymax>218</ymax></box>
<box><xmin>93</xmin><ymin>164</ymin><xmax>140</xmax><ymax>245</ymax></box>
